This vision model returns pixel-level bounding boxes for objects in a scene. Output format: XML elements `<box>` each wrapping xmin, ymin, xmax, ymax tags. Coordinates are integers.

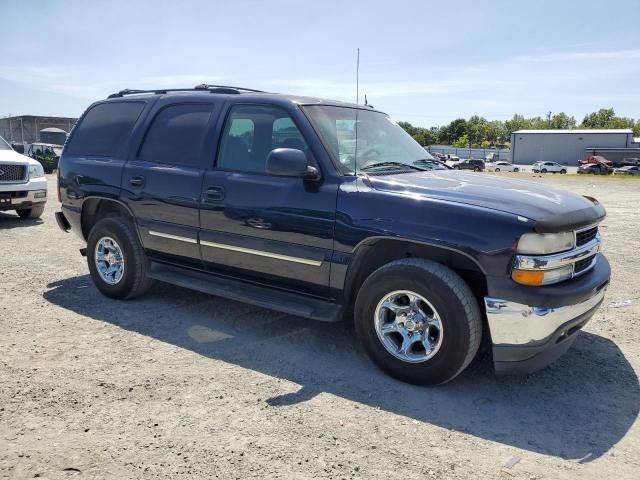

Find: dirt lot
<box><xmin>1</xmin><ymin>174</ymin><xmax>639</xmax><ymax>480</ymax></box>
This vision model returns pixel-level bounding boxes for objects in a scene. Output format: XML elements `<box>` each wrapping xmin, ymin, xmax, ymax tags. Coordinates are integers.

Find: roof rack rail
<box><xmin>193</xmin><ymin>84</ymin><xmax>265</xmax><ymax>93</ymax></box>
<box><xmin>107</xmin><ymin>85</ymin><xmax>265</xmax><ymax>99</ymax></box>
<box><xmin>107</xmin><ymin>88</ymin><xmax>191</xmax><ymax>99</ymax></box>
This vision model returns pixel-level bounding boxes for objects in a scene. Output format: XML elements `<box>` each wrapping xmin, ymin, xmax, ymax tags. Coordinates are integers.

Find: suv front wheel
<box><xmin>87</xmin><ymin>217</ymin><xmax>153</xmax><ymax>299</ymax></box>
<box><xmin>355</xmin><ymin>258</ymin><xmax>482</xmax><ymax>385</ymax></box>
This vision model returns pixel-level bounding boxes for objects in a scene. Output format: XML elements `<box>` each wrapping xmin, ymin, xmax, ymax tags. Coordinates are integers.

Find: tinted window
<box><xmin>217</xmin><ymin>105</ymin><xmax>308</xmax><ymax>173</ymax></box>
<box><xmin>65</xmin><ymin>102</ymin><xmax>144</xmax><ymax>156</ymax></box>
<box><xmin>139</xmin><ymin>104</ymin><xmax>212</xmax><ymax>167</ymax></box>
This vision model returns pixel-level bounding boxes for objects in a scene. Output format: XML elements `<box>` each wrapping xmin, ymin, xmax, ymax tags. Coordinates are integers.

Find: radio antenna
<box><xmin>354</xmin><ymin>48</ymin><xmax>360</xmax><ymax>175</ymax></box>
<box><xmin>356</xmin><ymin>47</ymin><xmax>360</xmax><ymax>105</ymax></box>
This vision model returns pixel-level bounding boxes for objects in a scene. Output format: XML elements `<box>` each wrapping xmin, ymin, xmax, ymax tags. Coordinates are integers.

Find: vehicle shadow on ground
<box><xmin>0</xmin><ymin>212</ymin><xmax>43</xmax><ymax>228</ymax></box>
<box><xmin>44</xmin><ymin>275</ymin><xmax>639</xmax><ymax>463</ymax></box>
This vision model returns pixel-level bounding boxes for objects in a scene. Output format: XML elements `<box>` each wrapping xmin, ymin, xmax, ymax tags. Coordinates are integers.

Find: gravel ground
<box><xmin>1</xmin><ymin>174</ymin><xmax>639</xmax><ymax>480</ymax></box>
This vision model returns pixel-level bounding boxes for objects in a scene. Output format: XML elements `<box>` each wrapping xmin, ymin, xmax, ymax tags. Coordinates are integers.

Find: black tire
<box><xmin>494</xmin><ymin>168</ymin><xmax>500</xmax><ymax>172</ymax></box>
<box><xmin>354</xmin><ymin>258</ymin><xmax>482</xmax><ymax>385</ymax></box>
<box><xmin>513</xmin><ymin>167</ymin><xmax>519</xmax><ymax>172</ymax></box>
<box><xmin>541</xmin><ymin>168</ymin><xmax>548</xmax><ymax>173</ymax></box>
<box><xmin>474</xmin><ymin>167</ymin><xmax>480</xmax><ymax>172</ymax></box>
<box><xmin>86</xmin><ymin>217</ymin><xmax>153</xmax><ymax>300</ymax></box>
<box><xmin>16</xmin><ymin>203</ymin><xmax>45</xmax><ymax>219</ymax></box>
<box><xmin>561</xmin><ymin>169</ymin><xmax>567</xmax><ymax>174</ymax></box>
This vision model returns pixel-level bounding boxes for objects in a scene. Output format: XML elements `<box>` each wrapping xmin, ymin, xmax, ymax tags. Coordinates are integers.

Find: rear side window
<box><xmin>65</xmin><ymin>102</ymin><xmax>144</xmax><ymax>156</ymax></box>
<box><xmin>138</xmin><ymin>104</ymin><xmax>212</xmax><ymax>167</ymax></box>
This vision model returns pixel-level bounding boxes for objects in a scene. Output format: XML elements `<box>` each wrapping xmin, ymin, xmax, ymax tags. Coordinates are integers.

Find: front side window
<box><xmin>303</xmin><ymin>105</ymin><xmax>431</xmax><ymax>174</ymax></box>
<box><xmin>217</xmin><ymin>105</ymin><xmax>308</xmax><ymax>173</ymax></box>
<box><xmin>139</xmin><ymin>104</ymin><xmax>212</xmax><ymax>167</ymax></box>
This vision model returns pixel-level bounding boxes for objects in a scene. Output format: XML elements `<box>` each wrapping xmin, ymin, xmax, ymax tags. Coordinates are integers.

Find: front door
<box><xmin>122</xmin><ymin>102</ymin><xmax>214</xmax><ymax>266</ymax></box>
<box><xmin>199</xmin><ymin>104</ymin><xmax>337</xmax><ymax>296</ymax></box>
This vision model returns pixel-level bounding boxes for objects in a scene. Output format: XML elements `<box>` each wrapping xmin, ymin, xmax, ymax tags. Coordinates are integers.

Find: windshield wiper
<box><xmin>360</xmin><ymin>162</ymin><xmax>426</xmax><ymax>172</ymax></box>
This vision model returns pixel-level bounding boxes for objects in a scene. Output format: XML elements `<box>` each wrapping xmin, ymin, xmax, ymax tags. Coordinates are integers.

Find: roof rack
<box><xmin>107</xmin><ymin>84</ymin><xmax>265</xmax><ymax>99</ymax></box>
<box><xmin>194</xmin><ymin>84</ymin><xmax>265</xmax><ymax>93</ymax></box>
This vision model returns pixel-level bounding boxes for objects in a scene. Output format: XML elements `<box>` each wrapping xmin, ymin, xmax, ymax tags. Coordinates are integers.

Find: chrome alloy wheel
<box><xmin>94</xmin><ymin>236</ymin><xmax>125</xmax><ymax>285</ymax></box>
<box><xmin>374</xmin><ymin>290</ymin><xmax>444</xmax><ymax>363</ymax></box>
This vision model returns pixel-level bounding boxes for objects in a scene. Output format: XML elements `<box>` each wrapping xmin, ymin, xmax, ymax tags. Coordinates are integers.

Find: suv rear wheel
<box><xmin>354</xmin><ymin>258</ymin><xmax>482</xmax><ymax>385</ymax></box>
<box><xmin>16</xmin><ymin>204</ymin><xmax>45</xmax><ymax>219</ymax></box>
<box><xmin>87</xmin><ymin>217</ymin><xmax>153</xmax><ymax>299</ymax></box>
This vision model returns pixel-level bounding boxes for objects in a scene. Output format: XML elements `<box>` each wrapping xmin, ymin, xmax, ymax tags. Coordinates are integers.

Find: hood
<box><xmin>366</xmin><ymin>170</ymin><xmax>606</xmax><ymax>232</ymax></box>
<box><xmin>0</xmin><ymin>149</ymin><xmax>39</xmax><ymax>166</ymax></box>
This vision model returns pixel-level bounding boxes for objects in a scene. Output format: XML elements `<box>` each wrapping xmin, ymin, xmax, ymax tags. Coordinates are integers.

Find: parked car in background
<box><xmin>452</xmin><ymin>159</ymin><xmax>485</xmax><ymax>171</ymax></box>
<box><xmin>578</xmin><ymin>164</ymin><xmax>612</xmax><ymax>175</ymax></box>
<box><xmin>532</xmin><ymin>161</ymin><xmax>567</xmax><ymax>174</ymax></box>
<box><xmin>580</xmin><ymin>155</ymin><xmax>612</xmax><ymax>167</ymax></box>
<box><xmin>613</xmin><ymin>166</ymin><xmax>640</xmax><ymax>176</ymax></box>
<box><xmin>0</xmin><ymin>135</ymin><xmax>47</xmax><ymax>219</ymax></box>
<box><xmin>430</xmin><ymin>152</ymin><xmax>447</xmax><ymax>161</ymax></box>
<box><xmin>486</xmin><ymin>161</ymin><xmax>519</xmax><ymax>173</ymax></box>
<box><xmin>444</xmin><ymin>154</ymin><xmax>460</xmax><ymax>162</ymax></box>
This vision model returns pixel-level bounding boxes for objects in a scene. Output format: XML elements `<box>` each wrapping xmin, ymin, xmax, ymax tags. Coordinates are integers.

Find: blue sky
<box><xmin>1</xmin><ymin>0</ymin><xmax>638</xmax><ymax>127</ymax></box>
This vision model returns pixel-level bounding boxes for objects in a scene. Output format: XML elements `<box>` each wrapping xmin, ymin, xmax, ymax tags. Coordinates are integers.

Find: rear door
<box><xmin>122</xmin><ymin>101</ymin><xmax>217</xmax><ymax>266</ymax></box>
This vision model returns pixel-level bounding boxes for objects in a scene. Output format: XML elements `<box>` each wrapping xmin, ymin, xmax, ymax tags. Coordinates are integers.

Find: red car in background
<box><xmin>579</xmin><ymin>155</ymin><xmax>612</xmax><ymax>166</ymax></box>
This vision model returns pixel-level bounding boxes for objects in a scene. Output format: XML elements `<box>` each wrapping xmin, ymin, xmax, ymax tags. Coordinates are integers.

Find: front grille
<box><xmin>576</xmin><ymin>225</ymin><xmax>598</xmax><ymax>246</ymax></box>
<box><xmin>0</xmin><ymin>164</ymin><xmax>27</xmax><ymax>182</ymax></box>
<box><xmin>574</xmin><ymin>254</ymin><xmax>596</xmax><ymax>274</ymax></box>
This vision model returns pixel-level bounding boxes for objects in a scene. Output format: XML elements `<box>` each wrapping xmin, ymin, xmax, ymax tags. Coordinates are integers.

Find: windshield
<box><xmin>0</xmin><ymin>136</ymin><xmax>12</xmax><ymax>151</ymax></box>
<box><xmin>303</xmin><ymin>105</ymin><xmax>433</xmax><ymax>174</ymax></box>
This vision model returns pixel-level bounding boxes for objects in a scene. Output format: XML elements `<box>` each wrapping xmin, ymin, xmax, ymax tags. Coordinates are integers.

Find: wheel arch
<box><xmin>343</xmin><ymin>237</ymin><xmax>487</xmax><ymax>307</ymax></box>
<box><xmin>81</xmin><ymin>197</ymin><xmax>138</xmax><ymax>242</ymax></box>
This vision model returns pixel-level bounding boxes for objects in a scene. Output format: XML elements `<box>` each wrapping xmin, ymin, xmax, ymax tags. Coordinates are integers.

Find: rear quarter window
<box><xmin>65</xmin><ymin>102</ymin><xmax>145</xmax><ymax>157</ymax></box>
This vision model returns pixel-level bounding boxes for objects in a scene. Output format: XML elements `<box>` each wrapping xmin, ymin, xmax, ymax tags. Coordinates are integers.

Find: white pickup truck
<box><xmin>0</xmin><ymin>136</ymin><xmax>47</xmax><ymax>219</ymax></box>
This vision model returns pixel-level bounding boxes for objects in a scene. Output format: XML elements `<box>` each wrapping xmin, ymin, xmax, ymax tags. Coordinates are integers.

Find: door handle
<box><xmin>129</xmin><ymin>176</ymin><xmax>145</xmax><ymax>187</ymax></box>
<box><xmin>205</xmin><ymin>186</ymin><xmax>224</xmax><ymax>201</ymax></box>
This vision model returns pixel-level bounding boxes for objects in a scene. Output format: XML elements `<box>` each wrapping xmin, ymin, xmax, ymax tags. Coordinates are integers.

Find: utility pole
<box><xmin>546</xmin><ymin>111</ymin><xmax>552</xmax><ymax>127</ymax></box>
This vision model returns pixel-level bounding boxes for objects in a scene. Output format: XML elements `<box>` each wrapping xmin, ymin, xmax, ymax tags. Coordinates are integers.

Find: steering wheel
<box><xmin>360</xmin><ymin>148</ymin><xmax>381</xmax><ymax>159</ymax></box>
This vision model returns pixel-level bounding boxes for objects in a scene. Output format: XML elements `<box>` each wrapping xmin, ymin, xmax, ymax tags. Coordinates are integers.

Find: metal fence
<box><xmin>427</xmin><ymin>145</ymin><xmax>511</xmax><ymax>161</ymax></box>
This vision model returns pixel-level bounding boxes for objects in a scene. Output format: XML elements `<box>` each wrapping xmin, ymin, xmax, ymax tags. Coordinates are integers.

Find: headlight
<box><xmin>516</xmin><ymin>232</ymin><xmax>574</xmax><ymax>255</ymax></box>
<box><xmin>29</xmin><ymin>164</ymin><xmax>45</xmax><ymax>179</ymax></box>
<box><xmin>512</xmin><ymin>265</ymin><xmax>573</xmax><ymax>286</ymax></box>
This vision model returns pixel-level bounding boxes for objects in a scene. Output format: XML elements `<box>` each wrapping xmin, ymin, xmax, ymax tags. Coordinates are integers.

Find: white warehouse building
<box><xmin>510</xmin><ymin>129</ymin><xmax>638</xmax><ymax>165</ymax></box>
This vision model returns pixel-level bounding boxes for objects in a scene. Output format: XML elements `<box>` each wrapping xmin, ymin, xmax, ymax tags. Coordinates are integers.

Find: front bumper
<box><xmin>485</xmin><ymin>284</ymin><xmax>607</xmax><ymax>374</ymax></box>
<box><xmin>0</xmin><ymin>177</ymin><xmax>48</xmax><ymax>211</ymax></box>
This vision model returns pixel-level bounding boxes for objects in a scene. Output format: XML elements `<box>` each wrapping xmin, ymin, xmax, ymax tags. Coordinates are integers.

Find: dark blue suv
<box><xmin>56</xmin><ymin>85</ymin><xmax>610</xmax><ymax>385</ymax></box>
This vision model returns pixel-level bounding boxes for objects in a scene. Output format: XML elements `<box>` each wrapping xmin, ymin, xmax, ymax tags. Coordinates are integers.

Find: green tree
<box><xmin>440</xmin><ymin>119</ymin><xmax>467</xmax><ymax>145</ymax></box>
<box><xmin>505</xmin><ymin>114</ymin><xmax>532</xmax><ymax>134</ymax></box>
<box><xmin>452</xmin><ymin>133</ymin><xmax>469</xmax><ymax>148</ymax></box>
<box><xmin>581</xmin><ymin>108</ymin><xmax>635</xmax><ymax>129</ymax></box>
<box><xmin>581</xmin><ymin>108</ymin><xmax>617</xmax><ymax>128</ymax></box>
<box><xmin>466</xmin><ymin>115</ymin><xmax>490</xmax><ymax>146</ymax></box>
<box><xmin>549</xmin><ymin>112</ymin><xmax>577</xmax><ymax>129</ymax></box>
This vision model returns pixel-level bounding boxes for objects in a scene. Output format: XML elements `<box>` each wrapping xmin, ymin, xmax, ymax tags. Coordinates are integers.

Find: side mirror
<box><xmin>266</xmin><ymin>148</ymin><xmax>319</xmax><ymax>180</ymax></box>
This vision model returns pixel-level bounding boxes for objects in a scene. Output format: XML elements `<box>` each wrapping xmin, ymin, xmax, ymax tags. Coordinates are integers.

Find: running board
<box><xmin>147</xmin><ymin>262</ymin><xmax>344</xmax><ymax>322</ymax></box>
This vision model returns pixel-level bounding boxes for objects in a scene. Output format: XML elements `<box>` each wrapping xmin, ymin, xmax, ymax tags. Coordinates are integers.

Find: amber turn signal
<box><xmin>512</xmin><ymin>269</ymin><xmax>545</xmax><ymax>286</ymax></box>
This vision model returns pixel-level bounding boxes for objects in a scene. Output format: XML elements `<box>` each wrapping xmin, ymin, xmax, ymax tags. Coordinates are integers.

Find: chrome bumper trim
<box><xmin>513</xmin><ymin>235</ymin><xmax>600</xmax><ymax>271</ymax></box>
<box><xmin>8</xmin><ymin>189</ymin><xmax>47</xmax><ymax>205</ymax></box>
<box><xmin>484</xmin><ymin>287</ymin><xmax>606</xmax><ymax>347</ymax></box>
